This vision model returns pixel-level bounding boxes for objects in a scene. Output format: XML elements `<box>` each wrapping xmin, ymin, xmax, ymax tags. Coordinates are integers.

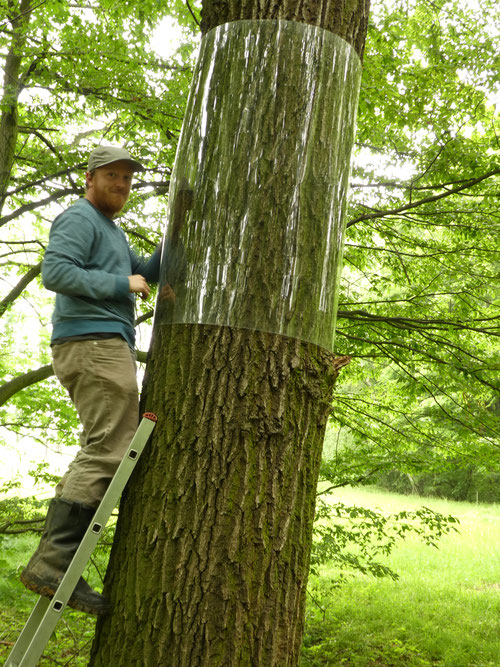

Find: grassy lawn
<box><xmin>1</xmin><ymin>488</ymin><xmax>498</xmax><ymax>665</ymax></box>
<box><xmin>0</xmin><ymin>533</ymin><xmax>97</xmax><ymax>666</ymax></box>
<box><xmin>302</xmin><ymin>487</ymin><xmax>500</xmax><ymax>666</ymax></box>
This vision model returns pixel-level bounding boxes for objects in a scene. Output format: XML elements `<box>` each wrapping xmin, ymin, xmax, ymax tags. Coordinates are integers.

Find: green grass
<box><xmin>302</xmin><ymin>487</ymin><xmax>500</xmax><ymax>666</ymax></box>
<box><xmin>0</xmin><ymin>533</ymin><xmax>98</xmax><ymax>666</ymax></box>
<box><xmin>1</xmin><ymin>488</ymin><xmax>498</xmax><ymax>665</ymax></box>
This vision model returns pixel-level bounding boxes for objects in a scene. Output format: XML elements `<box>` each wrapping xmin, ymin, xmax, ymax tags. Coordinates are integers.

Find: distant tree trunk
<box><xmin>90</xmin><ymin>2</ymin><xmax>370</xmax><ymax>665</ymax></box>
<box><xmin>0</xmin><ymin>0</ymin><xmax>33</xmax><ymax>216</ymax></box>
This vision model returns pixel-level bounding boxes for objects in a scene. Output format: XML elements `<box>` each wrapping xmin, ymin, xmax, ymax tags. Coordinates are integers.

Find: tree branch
<box><xmin>0</xmin><ymin>516</ymin><xmax>44</xmax><ymax>535</ymax></box>
<box><xmin>0</xmin><ymin>348</ymin><xmax>150</xmax><ymax>407</ymax></box>
<box><xmin>0</xmin><ymin>261</ymin><xmax>42</xmax><ymax>316</ymax></box>
<box><xmin>186</xmin><ymin>0</ymin><xmax>201</xmax><ymax>26</ymax></box>
<box><xmin>0</xmin><ymin>187</ymin><xmax>81</xmax><ymax>227</ymax></box>
<box><xmin>0</xmin><ymin>0</ymin><xmax>46</xmax><ymax>30</ymax></box>
<box><xmin>346</xmin><ymin>167</ymin><xmax>500</xmax><ymax>228</ymax></box>
<box><xmin>337</xmin><ymin>309</ymin><xmax>500</xmax><ymax>336</ymax></box>
<box><xmin>0</xmin><ymin>363</ymin><xmax>53</xmax><ymax>407</ymax></box>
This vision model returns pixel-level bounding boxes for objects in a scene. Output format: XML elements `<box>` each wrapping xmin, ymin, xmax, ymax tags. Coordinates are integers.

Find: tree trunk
<box><xmin>0</xmin><ymin>0</ymin><xmax>33</xmax><ymax>216</ymax></box>
<box><xmin>90</xmin><ymin>2</ymin><xmax>369</xmax><ymax>665</ymax></box>
<box><xmin>200</xmin><ymin>0</ymin><xmax>370</xmax><ymax>58</ymax></box>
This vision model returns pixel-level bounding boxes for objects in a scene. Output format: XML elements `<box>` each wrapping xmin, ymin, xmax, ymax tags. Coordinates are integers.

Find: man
<box><xmin>21</xmin><ymin>146</ymin><xmax>160</xmax><ymax>615</ymax></box>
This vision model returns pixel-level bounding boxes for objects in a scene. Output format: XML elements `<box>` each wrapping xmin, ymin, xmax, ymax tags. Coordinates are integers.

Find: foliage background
<box><xmin>0</xmin><ymin>0</ymin><xmax>499</xmax><ymax>504</ymax></box>
<box><xmin>0</xmin><ymin>1</ymin><xmax>498</xmax><ymax>663</ymax></box>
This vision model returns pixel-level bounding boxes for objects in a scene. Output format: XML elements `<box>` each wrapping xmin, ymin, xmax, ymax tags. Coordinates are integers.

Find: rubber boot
<box><xmin>20</xmin><ymin>498</ymin><xmax>110</xmax><ymax>616</ymax></box>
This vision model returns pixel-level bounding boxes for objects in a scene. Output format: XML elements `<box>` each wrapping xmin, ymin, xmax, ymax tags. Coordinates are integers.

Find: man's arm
<box><xmin>42</xmin><ymin>213</ymin><xmax>130</xmax><ymax>300</ymax></box>
<box><xmin>129</xmin><ymin>243</ymin><xmax>162</xmax><ymax>284</ymax></box>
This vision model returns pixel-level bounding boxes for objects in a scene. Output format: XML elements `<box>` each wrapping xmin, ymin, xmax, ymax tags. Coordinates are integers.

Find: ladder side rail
<box><xmin>5</xmin><ymin>414</ymin><xmax>157</xmax><ymax>667</ymax></box>
<box><xmin>4</xmin><ymin>597</ymin><xmax>50</xmax><ymax>667</ymax></box>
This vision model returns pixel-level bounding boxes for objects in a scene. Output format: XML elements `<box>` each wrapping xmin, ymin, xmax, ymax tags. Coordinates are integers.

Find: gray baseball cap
<box><xmin>87</xmin><ymin>146</ymin><xmax>144</xmax><ymax>172</ymax></box>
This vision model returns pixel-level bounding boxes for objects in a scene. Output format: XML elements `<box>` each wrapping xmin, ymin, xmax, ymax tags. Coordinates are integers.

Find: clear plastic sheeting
<box><xmin>157</xmin><ymin>20</ymin><xmax>362</xmax><ymax>352</ymax></box>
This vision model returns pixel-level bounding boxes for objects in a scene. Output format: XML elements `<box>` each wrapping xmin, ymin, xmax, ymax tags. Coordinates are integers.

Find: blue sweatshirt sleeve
<box><xmin>129</xmin><ymin>243</ymin><xmax>162</xmax><ymax>282</ymax></box>
<box><xmin>42</xmin><ymin>211</ymin><xmax>130</xmax><ymax>300</ymax></box>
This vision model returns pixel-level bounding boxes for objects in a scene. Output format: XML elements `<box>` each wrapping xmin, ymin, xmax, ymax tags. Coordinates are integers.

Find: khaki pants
<box><xmin>52</xmin><ymin>337</ymin><xmax>139</xmax><ymax>508</ymax></box>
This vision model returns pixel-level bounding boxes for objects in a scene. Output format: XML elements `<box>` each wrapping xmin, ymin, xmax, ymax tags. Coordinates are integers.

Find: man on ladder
<box><xmin>20</xmin><ymin>146</ymin><xmax>165</xmax><ymax>616</ymax></box>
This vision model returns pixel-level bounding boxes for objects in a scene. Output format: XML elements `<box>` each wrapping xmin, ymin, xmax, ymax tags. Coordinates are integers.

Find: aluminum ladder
<box><xmin>5</xmin><ymin>412</ymin><xmax>158</xmax><ymax>667</ymax></box>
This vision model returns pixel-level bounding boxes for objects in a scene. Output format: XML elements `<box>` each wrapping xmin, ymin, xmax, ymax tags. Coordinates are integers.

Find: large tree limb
<box><xmin>0</xmin><ymin>364</ymin><xmax>53</xmax><ymax>407</ymax></box>
<box><xmin>0</xmin><ymin>350</ymin><xmax>148</xmax><ymax>407</ymax></box>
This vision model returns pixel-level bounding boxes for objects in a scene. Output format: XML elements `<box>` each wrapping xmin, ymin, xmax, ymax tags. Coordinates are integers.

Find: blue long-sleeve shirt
<box><xmin>42</xmin><ymin>198</ymin><xmax>160</xmax><ymax>348</ymax></box>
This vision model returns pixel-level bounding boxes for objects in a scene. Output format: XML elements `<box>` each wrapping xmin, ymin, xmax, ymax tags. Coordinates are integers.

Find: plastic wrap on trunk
<box><xmin>157</xmin><ymin>19</ymin><xmax>362</xmax><ymax>352</ymax></box>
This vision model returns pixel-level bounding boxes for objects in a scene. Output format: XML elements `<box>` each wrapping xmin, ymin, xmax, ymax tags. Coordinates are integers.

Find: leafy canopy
<box><xmin>0</xmin><ymin>0</ymin><xmax>498</xmax><ymax>500</ymax></box>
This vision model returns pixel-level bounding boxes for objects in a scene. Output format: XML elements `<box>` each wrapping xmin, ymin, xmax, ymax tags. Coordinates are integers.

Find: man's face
<box><xmin>85</xmin><ymin>161</ymin><xmax>134</xmax><ymax>218</ymax></box>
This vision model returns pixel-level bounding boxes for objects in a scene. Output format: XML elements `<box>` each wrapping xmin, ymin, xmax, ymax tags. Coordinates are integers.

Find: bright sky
<box><xmin>151</xmin><ymin>15</ymin><xmax>197</xmax><ymax>59</ymax></box>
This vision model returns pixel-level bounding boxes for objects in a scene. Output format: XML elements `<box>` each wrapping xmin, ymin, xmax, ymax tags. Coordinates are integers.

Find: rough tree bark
<box><xmin>0</xmin><ymin>0</ymin><xmax>33</xmax><ymax>216</ymax></box>
<box><xmin>200</xmin><ymin>0</ymin><xmax>370</xmax><ymax>55</ymax></box>
<box><xmin>90</xmin><ymin>2</ymin><xmax>370</xmax><ymax>665</ymax></box>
